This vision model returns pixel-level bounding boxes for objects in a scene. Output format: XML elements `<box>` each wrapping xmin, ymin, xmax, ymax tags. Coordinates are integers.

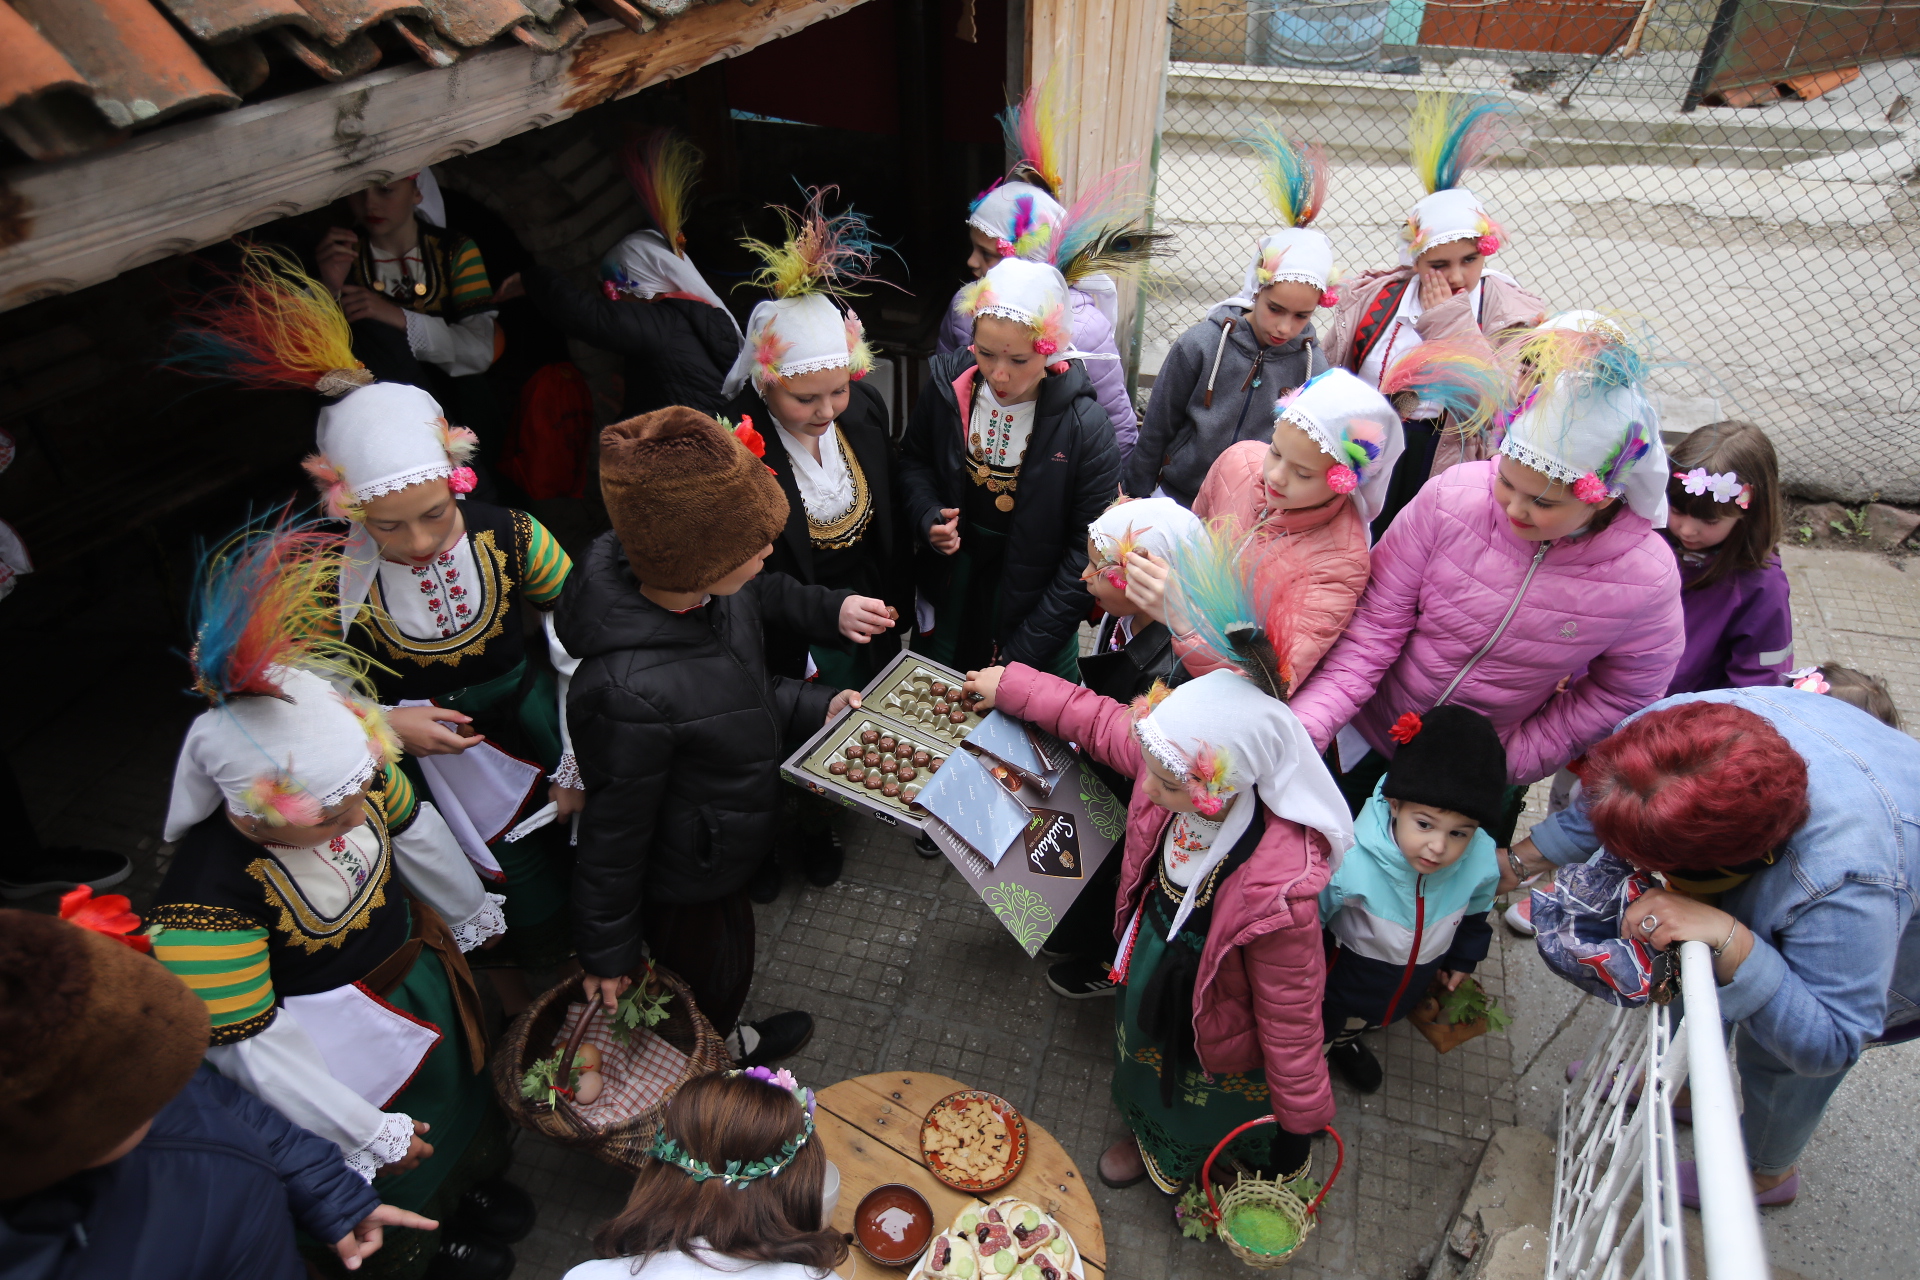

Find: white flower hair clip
<box><xmin>1675</xmin><ymin>467</ymin><xmax>1751</xmax><ymax>510</ymax></box>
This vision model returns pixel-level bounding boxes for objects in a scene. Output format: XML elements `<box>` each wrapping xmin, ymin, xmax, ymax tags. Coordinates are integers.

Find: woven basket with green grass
<box><xmin>1197</xmin><ymin>1118</ymin><xmax>1344</xmax><ymax>1268</ymax></box>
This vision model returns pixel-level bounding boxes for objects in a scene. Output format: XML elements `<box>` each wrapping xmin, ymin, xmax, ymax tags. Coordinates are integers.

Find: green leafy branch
<box><xmin>1438</xmin><ymin>977</ymin><xmax>1512</xmax><ymax>1032</ymax></box>
<box><xmin>520</xmin><ymin>1051</ymin><xmax>580</xmax><ymax>1110</ymax></box>
<box><xmin>612</xmin><ymin>961</ymin><xmax>673</xmax><ymax>1044</ymax></box>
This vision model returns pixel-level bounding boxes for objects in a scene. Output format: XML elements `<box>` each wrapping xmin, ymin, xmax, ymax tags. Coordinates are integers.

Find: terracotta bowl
<box><xmin>853</xmin><ymin>1183</ymin><xmax>934</xmax><ymax>1267</ymax></box>
<box><xmin>920</xmin><ymin>1089</ymin><xmax>1029</xmax><ymax>1193</ymax></box>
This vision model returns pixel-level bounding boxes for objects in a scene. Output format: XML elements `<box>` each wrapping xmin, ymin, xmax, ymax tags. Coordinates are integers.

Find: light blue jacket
<box><xmin>1531</xmin><ymin>686</ymin><xmax>1920</xmax><ymax>1076</ymax></box>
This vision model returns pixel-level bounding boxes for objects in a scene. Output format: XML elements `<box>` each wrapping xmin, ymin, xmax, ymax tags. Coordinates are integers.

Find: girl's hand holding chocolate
<box><xmin>387</xmin><ymin>706</ymin><xmax>483</xmax><ymax>756</ymax></box>
<box><xmin>838</xmin><ymin>595</ymin><xmax>895</xmax><ymax>642</ymax></box>
<box><xmin>963</xmin><ymin>666</ymin><xmax>1005</xmax><ymax>711</ymax></box>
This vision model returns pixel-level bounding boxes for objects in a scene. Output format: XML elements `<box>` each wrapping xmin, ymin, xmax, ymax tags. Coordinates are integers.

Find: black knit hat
<box><xmin>1382</xmin><ymin>705</ymin><xmax>1507</xmax><ymax>830</ymax></box>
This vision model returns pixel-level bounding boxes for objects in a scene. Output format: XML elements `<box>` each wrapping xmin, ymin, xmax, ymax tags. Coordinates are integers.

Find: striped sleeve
<box><xmin>521</xmin><ymin>515</ymin><xmax>572</xmax><ymax>606</ymax></box>
<box><xmin>374</xmin><ymin>761</ymin><xmax>418</xmax><ymax>835</ymax></box>
<box><xmin>449</xmin><ymin>238</ymin><xmax>493</xmax><ymax>311</ymax></box>
<box><xmin>149</xmin><ymin>909</ymin><xmax>276</xmax><ymax>1044</ymax></box>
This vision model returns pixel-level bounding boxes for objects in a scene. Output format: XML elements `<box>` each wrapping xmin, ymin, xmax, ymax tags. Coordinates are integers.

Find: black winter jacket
<box><xmin>726</xmin><ymin>381</ymin><xmax>915</xmax><ymax>679</ymax></box>
<box><xmin>897</xmin><ymin>351</ymin><xmax>1122</xmax><ymax>668</ymax></box>
<box><xmin>0</xmin><ymin>1067</ymin><xmax>377</xmax><ymax>1280</ymax></box>
<box><xmin>520</xmin><ymin>265</ymin><xmax>741</xmax><ymax>417</ymax></box>
<box><xmin>557</xmin><ymin>532</ymin><xmax>847</xmax><ymax>975</ymax></box>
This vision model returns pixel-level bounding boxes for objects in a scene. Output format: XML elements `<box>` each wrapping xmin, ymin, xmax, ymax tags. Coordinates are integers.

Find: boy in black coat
<box><xmin>559</xmin><ymin>407</ymin><xmax>893</xmax><ymax>1065</ymax></box>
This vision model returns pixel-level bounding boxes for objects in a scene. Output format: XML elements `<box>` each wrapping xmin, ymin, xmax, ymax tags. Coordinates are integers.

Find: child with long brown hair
<box><xmin>568</xmin><ymin>1070</ymin><xmax>845</xmax><ymax>1280</ymax></box>
<box><xmin>1662</xmin><ymin>420</ymin><xmax>1793</xmax><ymax>694</ymax></box>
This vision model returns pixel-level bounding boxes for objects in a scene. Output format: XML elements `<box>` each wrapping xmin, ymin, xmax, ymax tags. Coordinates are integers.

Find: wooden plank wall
<box><xmin>1026</xmin><ymin>0</ymin><xmax>1173</xmax><ymax>344</ymax></box>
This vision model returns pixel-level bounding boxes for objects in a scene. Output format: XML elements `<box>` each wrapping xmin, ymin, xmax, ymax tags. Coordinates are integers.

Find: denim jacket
<box><xmin>1530</xmin><ymin>686</ymin><xmax>1920</xmax><ymax>1077</ymax></box>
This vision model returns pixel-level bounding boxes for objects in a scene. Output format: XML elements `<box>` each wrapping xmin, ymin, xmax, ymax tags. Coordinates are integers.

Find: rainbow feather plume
<box><xmin>187</xmin><ymin>507</ymin><xmax>375</xmax><ymax>704</ymax></box>
<box><xmin>621</xmin><ymin>127</ymin><xmax>703</xmax><ymax>256</ymax></box>
<box><xmin>1166</xmin><ymin>516</ymin><xmax>1298</xmax><ymax>701</ymax></box>
<box><xmin>999</xmin><ymin>71</ymin><xmax>1069</xmax><ymax>196</ymax></box>
<box><xmin>1128</xmin><ymin>680</ymin><xmax>1175</xmax><ymax>722</ymax></box>
<box><xmin>740</xmin><ymin>186</ymin><xmax>892</xmax><ymax>300</ymax></box>
<box><xmin>1501</xmin><ymin>317</ymin><xmax>1650</xmax><ymax>405</ymax></box>
<box><xmin>165</xmin><ymin>243</ymin><xmax>369</xmax><ymax>395</ymax></box>
<box><xmin>1409</xmin><ymin>92</ymin><xmax>1519</xmax><ymax>195</ymax></box>
<box><xmin>1596</xmin><ymin>419</ymin><xmax>1654</xmax><ymax>493</ymax></box>
<box><xmin>1047</xmin><ymin>166</ymin><xmax>1173</xmax><ymax>284</ymax></box>
<box><xmin>1246</xmin><ymin>122</ymin><xmax>1327</xmax><ymax>229</ymax></box>
<box><xmin>1379</xmin><ymin>338</ymin><xmax>1513</xmax><ymax>437</ymax></box>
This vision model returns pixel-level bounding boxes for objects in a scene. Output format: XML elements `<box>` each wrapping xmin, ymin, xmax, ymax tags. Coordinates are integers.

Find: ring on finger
<box><xmin>1639</xmin><ymin>913</ymin><xmax>1659</xmax><ymax>933</ymax></box>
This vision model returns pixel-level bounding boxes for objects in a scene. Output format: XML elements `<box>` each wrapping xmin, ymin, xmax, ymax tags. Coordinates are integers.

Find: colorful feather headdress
<box><xmin>1378</xmin><ymin>338</ymin><xmax>1513</xmax><ymax>439</ymax></box>
<box><xmin>1046</xmin><ymin>167</ymin><xmax>1173</xmax><ymax>287</ymax></box>
<box><xmin>1409</xmin><ymin>91</ymin><xmax>1518</xmax><ymax>196</ymax></box>
<box><xmin>165</xmin><ymin>243</ymin><xmax>371</xmax><ymax>398</ymax></box>
<box><xmin>739</xmin><ymin>185</ymin><xmax>891</xmax><ymax>302</ymax></box>
<box><xmin>1165</xmin><ymin>515</ymin><xmax>1300</xmax><ymax>702</ymax></box>
<box><xmin>621</xmin><ymin>127</ymin><xmax>703</xmax><ymax>257</ymax></box>
<box><xmin>999</xmin><ymin>71</ymin><xmax>1069</xmax><ymax>197</ymax></box>
<box><xmin>957</xmin><ymin>258</ymin><xmax>1076</xmax><ymax>360</ymax></box>
<box><xmin>1497</xmin><ymin>313</ymin><xmax>1666</xmax><ymax>514</ymax></box>
<box><xmin>1247</xmin><ymin>122</ymin><xmax>1327</xmax><ymax>230</ymax></box>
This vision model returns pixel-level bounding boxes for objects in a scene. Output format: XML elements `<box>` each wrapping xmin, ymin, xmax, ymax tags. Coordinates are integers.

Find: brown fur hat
<box><xmin>0</xmin><ymin>909</ymin><xmax>211</xmax><ymax>1196</ymax></box>
<box><xmin>599</xmin><ymin>406</ymin><xmax>789</xmax><ymax>593</ymax></box>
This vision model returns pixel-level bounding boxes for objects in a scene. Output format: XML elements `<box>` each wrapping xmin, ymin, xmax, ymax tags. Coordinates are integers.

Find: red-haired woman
<box><xmin>564</xmin><ymin>1070</ymin><xmax>845</xmax><ymax>1280</ymax></box>
<box><xmin>1506</xmin><ymin>689</ymin><xmax>1920</xmax><ymax>1209</ymax></box>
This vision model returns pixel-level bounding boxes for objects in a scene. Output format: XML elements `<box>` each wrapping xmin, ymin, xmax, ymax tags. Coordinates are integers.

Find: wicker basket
<box><xmin>1198</xmin><ymin>1118</ymin><xmax>1345</xmax><ymax>1269</ymax></box>
<box><xmin>491</xmin><ymin>964</ymin><xmax>730</xmax><ymax>1171</ymax></box>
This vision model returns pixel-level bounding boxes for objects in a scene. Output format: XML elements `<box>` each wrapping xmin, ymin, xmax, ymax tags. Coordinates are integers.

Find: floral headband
<box><xmin>648</xmin><ymin>1068</ymin><xmax>817</xmax><ymax>1186</ymax></box>
<box><xmin>1786</xmin><ymin>665</ymin><xmax>1830</xmax><ymax>695</ymax></box>
<box><xmin>1128</xmin><ymin>684</ymin><xmax>1236</xmax><ymax>817</ymax></box>
<box><xmin>1674</xmin><ymin>467</ymin><xmax>1751</xmax><ymax>510</ymax></box>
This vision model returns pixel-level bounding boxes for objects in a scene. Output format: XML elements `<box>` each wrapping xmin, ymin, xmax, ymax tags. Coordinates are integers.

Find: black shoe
<box><xmin>425</xmin><ymin>1233</ymin><xmax>515</xmax><ymax>1280</ymax></box>
<box><xmin>1047</xmin><ymin>956</ymin><xmax>1118</xmax><ymax>1000</ymax></box>
<box><xmin>454</xmin><ymin>1177</ymin><xmax>535</xmax><ymax>1245</ymax></box>
<box><xmin>798</xmin><ymin>827</ymin><xmax>844</xmax><ymax>888</ymax></box>
<box><xmin>746</xmin><ymin>855</ymin><xmax>784</xmax><ymax>905</ymax></box>
<box><xmin>0</xmin><ymin>848</ymin><xmax>132</xmax><ymax>901</ymax></box>
<box><xmin>914</xmin><ymin>833</ymin><xmax>943</xmax><ymax>860</ymax></box>
<box><xmin>735</xmin><ymin>1010</ymin><xmax>814</xmax><ymax>1066</ymax></box>
<box><xmin>1328</xmin><ymin>1039</ymin><xmax>1383</xmax><ymax>1094</ymax></box>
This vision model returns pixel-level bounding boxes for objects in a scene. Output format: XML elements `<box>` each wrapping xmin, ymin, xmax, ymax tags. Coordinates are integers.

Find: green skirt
<box><xmin>922</xmin><ymin>536</ymin><xmax>1080</xmax><ymax>682</ymax></box>
<box><xmin>401</xmin><ymin>658</ymin><xmax>573</xmax><ymax>968</ymax></box>
<box><xmin>1112</xmin><ymin>918</ymin><xmax>1275</xmax><ymax>1192</ymax></box>
<box><xmin>306</xmin><ymin>945</ymin><xmax>509</xmax><ymax>1279</ymax></box>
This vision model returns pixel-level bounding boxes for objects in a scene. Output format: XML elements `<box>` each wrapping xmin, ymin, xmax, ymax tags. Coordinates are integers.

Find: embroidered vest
<box><xmin>1346</xmin><ymin>274</ymin><xmax>1414</xmax><ymax>375</ymax></box>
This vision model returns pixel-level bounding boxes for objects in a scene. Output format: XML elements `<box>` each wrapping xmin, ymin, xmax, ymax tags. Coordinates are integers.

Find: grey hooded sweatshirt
<box><xmin>1124</xmin><ymin>304</ymin><xmax>1326</xmax><ymax>506</ymax></box>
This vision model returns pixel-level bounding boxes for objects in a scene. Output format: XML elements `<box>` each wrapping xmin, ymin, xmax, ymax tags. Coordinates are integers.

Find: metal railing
<box><xmin>1548</xmin><ymin>940</ymin><xmax>1770</xmax><ymax>1280</ymax></box>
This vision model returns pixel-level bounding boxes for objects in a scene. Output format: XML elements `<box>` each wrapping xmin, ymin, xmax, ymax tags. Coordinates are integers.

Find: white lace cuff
<box><xmin>549</xmin><ymin>752</ymin><xmax>583</xmax><ymax>790</ymax></box>
<box><xmin>448</xmin><ymin>892</ymin><xmax>508</xmax><ymax>952</ymax></box>
<box><xmin>344</xmin><ymin>1111</ymin><xmax>416</xmax><ymax>1183</ymax></box>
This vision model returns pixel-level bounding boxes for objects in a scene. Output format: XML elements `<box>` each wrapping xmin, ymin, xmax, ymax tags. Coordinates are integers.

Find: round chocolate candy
<box><xmin>880</xmin><ymin>757</ymin><xmax>899</xmax><ymax>775</ymax></box>
<box><xmin>864</xmin><ymin>773</ymin><xmax>885</xmax><ymax>790</ymax></box>
<box><xmin>902</xmin><ymin>784</ymin><xmax>921</xmax><ymax>801</ymax></box>
<box><xmin>896</xmin><ymin>766</ymin><xmax>917</xmax><ymax>783</ymax></box>
<box><xmin>911</xmin><ymin>750</ymin><xmax>930</xmax><ymax>767</ymax></box>
<box><xmin>929</xmin><ymin>680</ymin><xmax>948</xmax><ymax>697</ymax></box>
<box><xmin>863</xmin><ymin>750</ymin><xmax>882</xmax><ymax>768</ymax></box>
<box><xmin>844</xmin><ymin>743</ymin><xmax>864</xmax><ymax>760</ymax></box>
<box><xmin>882</xmin><ymin>781</ymin><xmax>901</xmax><ymax>798</ymax></box>
<box><xmin>932</xmin><ymin>700</ymin><xmax>950</xmax><ymax>716</ymax></box>
<box><xmin>929</xmin><ymin>755</ymin><xmax>945</xmax><ymax>771</ymax></box>
<box><xmin>893</xmin><ymin>742</ymin><xmax>914</xmax><ymax>759</ymax></box>
<box><xmin>877</xmin><ymin>735</ymin><xmax>896</xmax><ymax>752</ymax></box>
<box><xmin>828</xmin><ymin>760</ymin><xmax>849</xmax><ymax>776</ymax></box>
<box><xmin>847</xmin><ymin>766</ymin><xmax>867</xmax><ymax>783</ymax></box>
<box><xmin>949</xmin><ymin>709</ymin><xmax>969</xmax><ymax>724</ymax></box>
<box><xmin>860</xmin><ymin>729</ymin><xmax>880</xmax><ymax>745</ymax></box>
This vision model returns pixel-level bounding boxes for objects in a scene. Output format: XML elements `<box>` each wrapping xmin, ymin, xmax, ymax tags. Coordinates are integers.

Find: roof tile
<box><xmin>10</xmin><ymin>0</ymin><xmax>237</xmax><ymax>128</ymax></box>
<box><xmin>291</xmin><ymin>0</ymin><xmax>429</xmax><ymax>47</ymax></box>
<box><xmin>0</xmin><ymin>2</ymin><xmax>89</xmax><ymax>111</ymax></box>
<box><xmin>152</xmin><ymin>0</ymin><xmax>319</xmax><ymax>45</ymax></box>
<box><xmin>415</xmin><ymin>0</ymin><xmax>536</xmax><ymax>48</ymax></box>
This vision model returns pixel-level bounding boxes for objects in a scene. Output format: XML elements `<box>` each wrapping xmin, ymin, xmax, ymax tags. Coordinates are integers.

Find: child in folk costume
<box><xmin>509</xmin><ymin>129</ymin><xmax>744</xmax><ymax>418</ymax></box>
<box><xmin>148</xmin><ymin>518</ymin><xmax>522</xmax><ymax>1280</ymax></box>
<box><xmin>964</xmin><ymin>574</ymin><xmax>1353</xmax><ymax>1191</ymax></box>
<box><xmin>1290</xmin><ymin>314</ymin><xmax>1685</xmax><ymax>849</ymax></box>
<box><xmin>934</xmin><ymin>76</ymin><xmax>1146</xmax><ymax>457</ymax></box>
<box><xmin>1318</xmin><ymin>706</ymin><xmax>1505</xmax><ymax>1094</ymax></box>
<box><xmin>901</xmin><ymin>257</ymin><xmax>1123</xmax><ymax>679</ymax></box>
<box><xmin>169</xmin><ymin>249</ymin><xmax>584</xmax><ymax>979</ymax></box>
<box><xmin>1322</xmin><ymin>94</ymin><xmax>1547</xmax><ymax>538</ymax></box>
<box><xmin>1662</xmin><ymin>420</ymin><xmax>1793</xmax><ymax>694</ymax></box>
<box><xmin>719</xmin><ymin>192</ymin><xmax>910</xmax><ymax>896</ymax></box>
<box><xmin>560</xmin><ymin>407</ymin><xmax>889</xmax><ymax>1066</ymax></box>
<box><xmin>1125</xmin><ymin>125</ymin><xmax>1334</xmax><ymax>506</ymax></box>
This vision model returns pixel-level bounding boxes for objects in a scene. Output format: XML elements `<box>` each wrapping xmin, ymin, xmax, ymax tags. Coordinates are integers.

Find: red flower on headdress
<box><xmin>59</xmin><ymin>885</ymin><xmax>152</xmax><ymax>953</ymax></box>
<box><xmin>1319</xmin><ymin>287</ymin><xmax>1341</xmax><ymax>308</ymax></box>
<box><xmin>1388</xmin><ymin>711</ymin><xmax>1423</xmax><ymax>745</ymax></box>
<box><xmin>447</xmin><ymin>466</ymin><xmax>477</xmax><ymax>493</ymax></box>
<box><xmin>733</xmin><ymin>415</ymin><xmax>766</xmax><ymax>459</ymax></box>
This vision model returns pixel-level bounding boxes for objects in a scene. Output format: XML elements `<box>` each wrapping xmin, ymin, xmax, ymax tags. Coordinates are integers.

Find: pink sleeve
<box><xmin>1287</xmin><ymin>490</ymin><xmax>1438</xmax><ymax>748</ymax></box>
<box><xmin>1498</xmin><ymin>553</ymin><xmax>1685</xmax><ymax>784</ymax></box>
<box><xmin>996</xmin><ymin>662</ymin><xmax>1145</xmax><ymax>778</ymax></box>
<box><xmin>1244</xmin><ymin>891</ymin><xmax>1336</xmax><ymax>1132</ymax></box>
<box><xmin>1409</xmin><ymin>291</ymin><xmax>1495</xmax><ymax>355</ymax></box>
<box><xmin>1286</xmin><ymin>538</ymin><xmax>1370</xmax><ymax>689</ymax></box>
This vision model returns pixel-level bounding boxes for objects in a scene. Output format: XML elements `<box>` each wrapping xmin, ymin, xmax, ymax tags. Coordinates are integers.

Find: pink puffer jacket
<box><xmin>1289</xmin><ymin>461</ymin><xmax>1684</xmax><ymax>785</ymax></box>
<box><xmin>997</xmin><ymin>662</ymin><xmax>1336</xmax><ymax>1133</ymax></box>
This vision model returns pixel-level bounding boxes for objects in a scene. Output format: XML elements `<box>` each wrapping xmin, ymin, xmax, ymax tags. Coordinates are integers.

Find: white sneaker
<box><xmin>1504</xmin><ymin>896</ymin><xmax>1537</xmax><ymax>937</ymax></box>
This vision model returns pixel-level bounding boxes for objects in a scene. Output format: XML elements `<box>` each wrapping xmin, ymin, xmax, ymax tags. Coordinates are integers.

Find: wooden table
<box><xmin>817</xmin><ymin>1073</ymin><xmax>1107</xmax><ymax>1280</ymax></box>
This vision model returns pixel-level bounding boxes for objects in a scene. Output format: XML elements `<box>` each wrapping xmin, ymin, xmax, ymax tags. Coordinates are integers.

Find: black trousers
<box><xmin>641</xmin><ymin>888</ymin><xmax>755</xmax><ymax>1038</ymax></box>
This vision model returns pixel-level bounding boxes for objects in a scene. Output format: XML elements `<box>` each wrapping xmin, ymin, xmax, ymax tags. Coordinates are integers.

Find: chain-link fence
<box><xmin>1146</xmin><ymin>2</ymin><xmax>1920</xmax><ymax>500</ymax></box>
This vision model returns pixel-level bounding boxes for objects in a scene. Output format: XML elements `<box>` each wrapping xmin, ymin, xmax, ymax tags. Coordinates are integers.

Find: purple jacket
<box><xmin>1666</xmin><ymin>550</ymin><xmax>1793</xmax><ymax>695</ymax></box>
<box><xmin>1289</xmin><ymin>461</ymin><xmax>1685</xmax><ymax>785</ymax></box>
<box><xmin>938</xmin><ymin>283</ymin><xmax>1137</xmax><ymax>459</ymax></box>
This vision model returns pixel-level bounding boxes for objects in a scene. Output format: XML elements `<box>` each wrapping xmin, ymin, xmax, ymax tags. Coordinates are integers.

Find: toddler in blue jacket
<box><xmin>1319</xmin><ymin>705</ymin><xmax>1505</xmax><ymax>1093</ymax></box>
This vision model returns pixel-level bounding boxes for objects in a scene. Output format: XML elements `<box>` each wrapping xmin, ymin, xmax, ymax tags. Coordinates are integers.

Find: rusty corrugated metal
<box><xmin>153</xmin><ymin>0</ymin><xmax>320</xmax><ymax>44</ymax></box>
<box><xmin>0</xmin><ymin>3</ymin><xmax>89</xmax><ymax>111</ymax></box>
<box><xmin>9</xmin><ymin>0</ymin><xmax>238</xmax><ymax>129</ymax></box>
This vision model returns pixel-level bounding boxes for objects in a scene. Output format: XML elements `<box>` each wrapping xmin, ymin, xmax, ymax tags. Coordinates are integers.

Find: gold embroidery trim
<box><xmin>808</xmin><ymin>436</ymin><xmax>874</xmax><ymax>551</ymax></box>
<box><xmin>246</xmin><ymin>808</ymin><xmax>393</xmax><ymax>955</ymax></box>
<box><xmin>147</xmin><ymin>903</ymin><xmax>258</xmax><ymax>933</ymax></box>
<box><xmin>364</xmin><ymin>529</ymin><xmax>514</xmax><ymax>666</ymax></box>
<box><xmin>207</xmin><ymin>1006</ymin><xmax>278</xmax><ymax>1045</ymax></box>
